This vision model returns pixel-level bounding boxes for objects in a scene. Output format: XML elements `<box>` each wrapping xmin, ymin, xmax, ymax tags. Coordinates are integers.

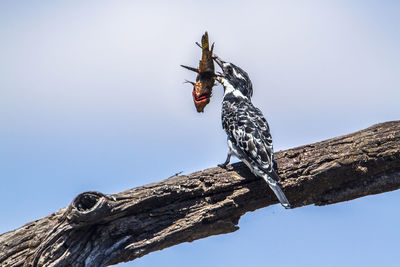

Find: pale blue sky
<box><xmin>1</xmin><ymin>1</ymin><xmax>399</xmax><ymax>266</ymax></box>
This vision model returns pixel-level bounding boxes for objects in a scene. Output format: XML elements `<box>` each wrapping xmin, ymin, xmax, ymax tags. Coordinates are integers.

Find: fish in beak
<box><xmin>181</xmin><ymin>31</ymin><xmax>216</xmax><ymax>113</ymax></box>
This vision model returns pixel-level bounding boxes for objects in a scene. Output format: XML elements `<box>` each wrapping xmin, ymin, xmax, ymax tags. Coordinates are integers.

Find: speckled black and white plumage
<box><xmin>214</xmin><ymin>56</ymin><xmax>291</xmax><ymax>209</ymax></box>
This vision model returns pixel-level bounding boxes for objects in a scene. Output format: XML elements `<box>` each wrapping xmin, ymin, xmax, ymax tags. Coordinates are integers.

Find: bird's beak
<box><xmin>213</xmin><ymin>55</ymin><xmax>225</xmax><ymax>68</ymax></box>
<box><xmin>213</xmin><ymin>55</ymin><xmax>225</xmax><ymax>80</ymax></box>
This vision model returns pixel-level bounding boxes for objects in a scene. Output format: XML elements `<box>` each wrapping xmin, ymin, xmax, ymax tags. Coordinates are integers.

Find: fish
<box><xmin>181</xmin><ymin>31</ymin><xmax>216</xmax><ymax>113</ymax></box>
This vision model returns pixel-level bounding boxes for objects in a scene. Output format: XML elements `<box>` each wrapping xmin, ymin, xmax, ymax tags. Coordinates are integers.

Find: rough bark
<box><xmin>1</xmin><ymin>121</ymin><xmax>399</xmax><ymax>267</ymax></box>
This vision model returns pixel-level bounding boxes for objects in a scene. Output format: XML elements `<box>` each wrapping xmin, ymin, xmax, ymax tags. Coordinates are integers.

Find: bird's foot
<box><xmin>218</xmin><ymin>163</ymin><xmax>228</xmax><ymax>169</ymax></box>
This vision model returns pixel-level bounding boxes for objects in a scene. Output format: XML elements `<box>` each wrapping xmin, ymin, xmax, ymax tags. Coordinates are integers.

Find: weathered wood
<box><xmin>1</xmin><ymin>121</ymin><xmax>399</xmax><ymax>267</ymax></box>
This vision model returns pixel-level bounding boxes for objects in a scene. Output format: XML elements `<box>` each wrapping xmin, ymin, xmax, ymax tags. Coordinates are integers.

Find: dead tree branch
<box><xmin>1</xmin><ymin>121</ymin><xmax>399</xmax><ymax>267</ymax></box>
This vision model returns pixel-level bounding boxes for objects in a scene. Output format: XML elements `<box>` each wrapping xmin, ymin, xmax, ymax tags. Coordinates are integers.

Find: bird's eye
<box><xmin>226</xmin><ymin>67</ymin><xmax>233</xmax><ymax>75</ymax></box>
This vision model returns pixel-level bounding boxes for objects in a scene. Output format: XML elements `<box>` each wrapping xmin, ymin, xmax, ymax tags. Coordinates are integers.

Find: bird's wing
<box><xmin>225</xmin><ymin>101</ymin><xmax>275</xmax><ymax>174</ymax></box>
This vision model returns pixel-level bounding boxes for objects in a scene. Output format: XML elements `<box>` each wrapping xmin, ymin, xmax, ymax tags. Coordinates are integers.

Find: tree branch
<box><xmin>1</xmin><ymin>121</ymin><xmax>399</xmax><ymax>267</ymax></box>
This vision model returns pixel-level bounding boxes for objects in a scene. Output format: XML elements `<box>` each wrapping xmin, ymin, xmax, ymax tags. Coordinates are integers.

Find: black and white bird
<box><xmin>214</xmin><ymin>56</ymin><xmax>291</xmax><ymax>209</ymax></box>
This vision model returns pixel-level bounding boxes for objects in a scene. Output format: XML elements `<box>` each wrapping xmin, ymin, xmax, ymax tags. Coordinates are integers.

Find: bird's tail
<box><xmin>262</xmin><ymin>172</ymin><xmax>291</xmax><ymax>209</ymax></box>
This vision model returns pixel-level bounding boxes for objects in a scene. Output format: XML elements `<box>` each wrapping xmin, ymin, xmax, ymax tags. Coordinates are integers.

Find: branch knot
<box><xmin>67</xmin><ymin>191</ymin><xmax>112</xmax><ymax>226</ymax></box>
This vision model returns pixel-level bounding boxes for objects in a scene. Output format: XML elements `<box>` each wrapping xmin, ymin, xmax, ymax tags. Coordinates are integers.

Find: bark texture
<box><xmin>1</xmin><ymin>121</ymin><xmax>399</xmax><ymax>267</ymax></box>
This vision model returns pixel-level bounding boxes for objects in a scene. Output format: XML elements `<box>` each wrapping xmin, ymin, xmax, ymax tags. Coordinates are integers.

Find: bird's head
<box><xmin>214</xmin><ymin>56</ymin><xmax>253</xmax><ymax>99</ymax></box>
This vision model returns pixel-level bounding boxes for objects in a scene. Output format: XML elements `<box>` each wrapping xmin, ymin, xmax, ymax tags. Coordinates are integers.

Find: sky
<box><xmin>1</xmin><ymin>1</ymin><xmax>399</xmax><ymax>266</ymax></box>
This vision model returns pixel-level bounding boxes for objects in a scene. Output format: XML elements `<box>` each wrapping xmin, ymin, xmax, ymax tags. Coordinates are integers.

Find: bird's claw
<box><xmin>218</xmin><ymin>163</ymin><xmax>228</xmax><ymax>169</ymax></box>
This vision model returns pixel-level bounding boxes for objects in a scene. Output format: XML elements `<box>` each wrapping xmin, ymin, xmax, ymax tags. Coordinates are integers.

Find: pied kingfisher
<box><xmin>214</xmin><ymin>56</ymin><xmax>291</xmax><ymax>209</ymax></box>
